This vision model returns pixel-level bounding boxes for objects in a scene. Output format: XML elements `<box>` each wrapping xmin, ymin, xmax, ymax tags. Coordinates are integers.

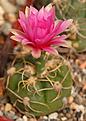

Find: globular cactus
<box><xmin>53</xmin><ymin>0</ymin><xmax>86</xmax><ymax>51</ymax></box>
<box><xmin>6</xmin><ymin>54</ymin><xmax>72</xmax><ymax>117</ymax></box>
<box><xmin>6</xmin><ymin>4</ymin><xmax>73</xmax><ymax>117</ymax></box>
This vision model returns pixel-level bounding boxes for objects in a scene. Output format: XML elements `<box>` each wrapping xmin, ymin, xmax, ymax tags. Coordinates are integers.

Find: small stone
<box><xmin>70</xmin><ymin>59</ymin><xmax>74</xmax><ymax>64</ymax></box>
<box><xmin>74</xmin><ymin>94</ymin><xmax>83</xmax><ymax>105</ymax></box>
<box><xmin>79</xmin><ymin>77</ymin><xmax>82</xmax><ymax>82</ymax></box>
<box><xmin>79</xmin><ymin>61</ymin><xmax>86</xmax><ymax>69</ymax></box>
<box><xmin>23</xmin><ymin>115</ymin><xmax>28</xmax><ymax>121</ymax></box>
<box><xmin>4</xmin><ymin>111</ymin><xmax>15</xmax><ymax>120</ymax></box>
<box><xmin>9</xmin><ymin>13</ymin><xmax>17</xmax><ymax>23</ymax></box>
<box><xmin>59</xmin><ymin>113</ymin><xmax>64</xmax><ymax>118</ymax></box>
<box><xmin>13</xmin><ymin>115</ymin><xmax>19</xmax><ymax>120</ymax></box>
<box><xmin>70</xmin><ymin>102</ymin><xmax>79</xmax><ymax>110</ymax></box>
<box><xmin>80</xmin><ymin>115</ymin><xmax>84</xmax><ymax>121</ymax></box>
<box><xmin>82</xmin><ymin>84</ymin><xmax>86</xmax><ymax>91</ymax></box>
<box><xmin>63</xmin><ymin>109</ymin><xmax>66</xmax><ymax>114</ymax></box>
<box><xmin>43</xmin><ymin>116</ymin><xmax>48</xmax><ymax>119</ymax></box>
<box><xmin>0</xmin><ymin>22</ymin><xmax>12</xmax><ymax>35</ymax></box>
<box><xmin>61</xmin><ymin>117</ymin><xmax>67</xmax><ymax>121</ymax></box>
<box><xmin>0</xmin><ymin>110</ymin><xmax>3</xmax><ymax>116</ymax></box>
<box><xmin>48</xmin><ymin>112</ymin><xmax>58</xmax><ymax>119</ymax></box>
<box><xmin>16</xmin><ymin>118</ymin><xmax>23</xmax><ymax>121</ymax></box>
<box><xmin>72</xmin><ymin>113</ymin><xmax>76</xmax><ymax>118</ymax></box>
<box><xmin>78</xmin><ymin>105</ymin><xmax>85</xmax><ymax>114</ymax></box>
<box><xmin>66</xmin><ymin>113</ymin><xmax>71</xmax><ymax>119</ymax></box>
<box><xmin>29</xmin><ymin>118</ymin><xmax>36</xmax><ymax>121</ymax></box>
<box><xmin>57</xmin><ymin>118</ymin><xmax>60</xmax><ymax>121</ymax></box>
<box><xmin>5</xmin><ymin>103</ymin><xmax>12</xmax><ymax>111</ymax></box>
<box><xmin>75</xmin><ymin>59</ymin><xmax>80</xmax><ymax>65</ymax></box>
<box><xmin>16</xmin><ymin>0</ymin><xmax>27</xmax><ymax>6</ymax></box>
<box><xmin>68</xmin><ymin>96</ymin><xmax>74</xmax><ymax>104</ymax></box>
<box><xmin>82</xmin><ymin>69</ymin><xmax>86</xmax><ymax>75</ymax></box>
<box><xmin>70</xmin><ymin>109</ymin><xmax>73</xmax><ymax>115</ymax></box>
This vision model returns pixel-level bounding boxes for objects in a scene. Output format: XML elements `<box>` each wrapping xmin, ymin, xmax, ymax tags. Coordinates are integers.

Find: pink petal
<box><xmin>48</xmin><ymin>6</ymin><xmax>55</xmax><ymax>21</ymax></box>
<box><xmin>22</xmin><ymin>39</ymin><xmax>35</xmax><ymax>47</ymax></box>
<box><xmin>31</xmin><ymin>48</ymin><xmax>41</xmax><ymax>59</ymax></box>
<box><xmin>25</xmin><ymin>6</ymin><xmax>30</xmax><ymax>17</ymax></box>
<box><xmin>10</xmin><ymin>29</ymin><xmax>28</xmax><ymax>39</ymax></box>
<box><xmin>18</xmin><ymin>19</ymin><xmax>33</xmax><ymax>41</ymax></box>
<box><xmin>48</xmin><ymin>39</ymin><xmax>72</xmax><ymax>48</ymax></box>
<box><xmin>45</xmin><ymin>4</ymin><xmax>52</xmax><ymax>12</ymax></box>
<box><xmin>41</xmin><ymin>21</ymin><xmax>63</xmax><ymax>46</ymax></box>
<box><xmin>10</xmin><ymin>35</ymin><xmax>24</xmax><ymax>42</ymax></box>
<box><xmin>54</xmin><ymin>19</ymin><xmax>73</xmax><ymax>35</ymax></box>
<box><xmin>38</xmin><ymin>6</ymin><xmax>47</xmax><ymax>20</ymax></box>
<box><xmin>18</xmin><ymin>11</ymin><xmax>34</xmax><ymax>41</ymax></box>
<box><xmin>38</xmin><ymin>6</ymin><xmax>44</xmax><ymax>20</ymax></box>
<box><xmin>48</xmin><ymin>34</ymin><xmax>68</xmax><ymax>45</ymax></box>
<box><xmin>42</xmin><ymin>46</ymin><xmax>58</xmax><ymax>55</ymax></box>
<box><xmin>53</xmin><ymin>20</ymin><xmax>63</xmax><ymax>35</ymax></box>
<box><xmin>30</xmin><ymin>6</ymin><xmax>38</xmax><ymax>15</ymax></box>
<box><xmin>19</xmin><ymin>11</ymin><xmax>26</xmax><ymax>21</ymax></box>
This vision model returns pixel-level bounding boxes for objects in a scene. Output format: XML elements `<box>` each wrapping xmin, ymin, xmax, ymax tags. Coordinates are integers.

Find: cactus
<box><xmin>6</xmin><ymin>4</ymin><xmax>73</xmax><ymax>117</ymax></box>
<box><xmin>6</xmin><ymin>53</ymin><xmax>72</xmax><ymax>117</ymax></box>
<box><xmin>53</xmin><ymin>0</ymin><xmax>86</xmax><ymax>51</ymax></box>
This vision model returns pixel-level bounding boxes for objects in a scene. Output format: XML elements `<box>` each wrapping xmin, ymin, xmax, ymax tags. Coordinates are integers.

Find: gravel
<box><xmin>0</xmin><ymin>0</ymin><xmax>86</xmax><ymax>121</ymax></box>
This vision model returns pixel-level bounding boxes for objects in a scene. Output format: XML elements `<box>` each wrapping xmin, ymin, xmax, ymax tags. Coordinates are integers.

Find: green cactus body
<box><xmin>54</xmin><ymin>0</ymin><xmax>86</xmax><ymax>51</ymax></box>
<box><xmin>6</xmin><ymin>54</ymin><xmax>72</xmax><ymax>116</ymax></box>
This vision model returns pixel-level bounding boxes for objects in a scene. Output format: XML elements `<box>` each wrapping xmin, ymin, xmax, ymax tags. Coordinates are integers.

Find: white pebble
<box><xmin>61</xmin><ymin>117</ymin><xmax>67</xmax><ymax>121</ymax></box>
<box><xmin>23</xmin><ymin>115</ymin><xmax>28</xmax><ymax>121</ymax></box>
<box><xmin>78</xmin><ymin>105</ymin><xmax>85</xmax><ymax>114</ymax></box>
<box><xmin>79</xmin><ymin>77</ymin><xmax>82</xmax><ymax>82</ymax></box>
<box><xmin>70</xmin><ymin>59</ymin><xmax>74</xmax><ymax>63</ymax></box>
<box><xmin>48</xmin><ymin>112</ymin><xmax>58</xmax><ymax>119</ymax></box>
<box><xmin>0</xmin><ymin>22</ymin><xmax>12</xmax><ymax>35</ymax></box>
<box><xmin>43</xmin><ymin>116</ymin><xmax>48</xmax><ymax>119</ymax></box>
<box><xmin>82</xmin><ymin>69</ymin><xmax>86</xmax><ymax>75</ymax></box>
<box><xmin>80</xmin><ymin>115</ymin><xmax>84</xmax><ymax>121</ymax></box>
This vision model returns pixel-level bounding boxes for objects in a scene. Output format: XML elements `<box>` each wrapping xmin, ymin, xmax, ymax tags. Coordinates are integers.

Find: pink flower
<box><xmin>10</xmin><ymin>4</ymin><xmax>73</xmax><ymax>58</ymax></box>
